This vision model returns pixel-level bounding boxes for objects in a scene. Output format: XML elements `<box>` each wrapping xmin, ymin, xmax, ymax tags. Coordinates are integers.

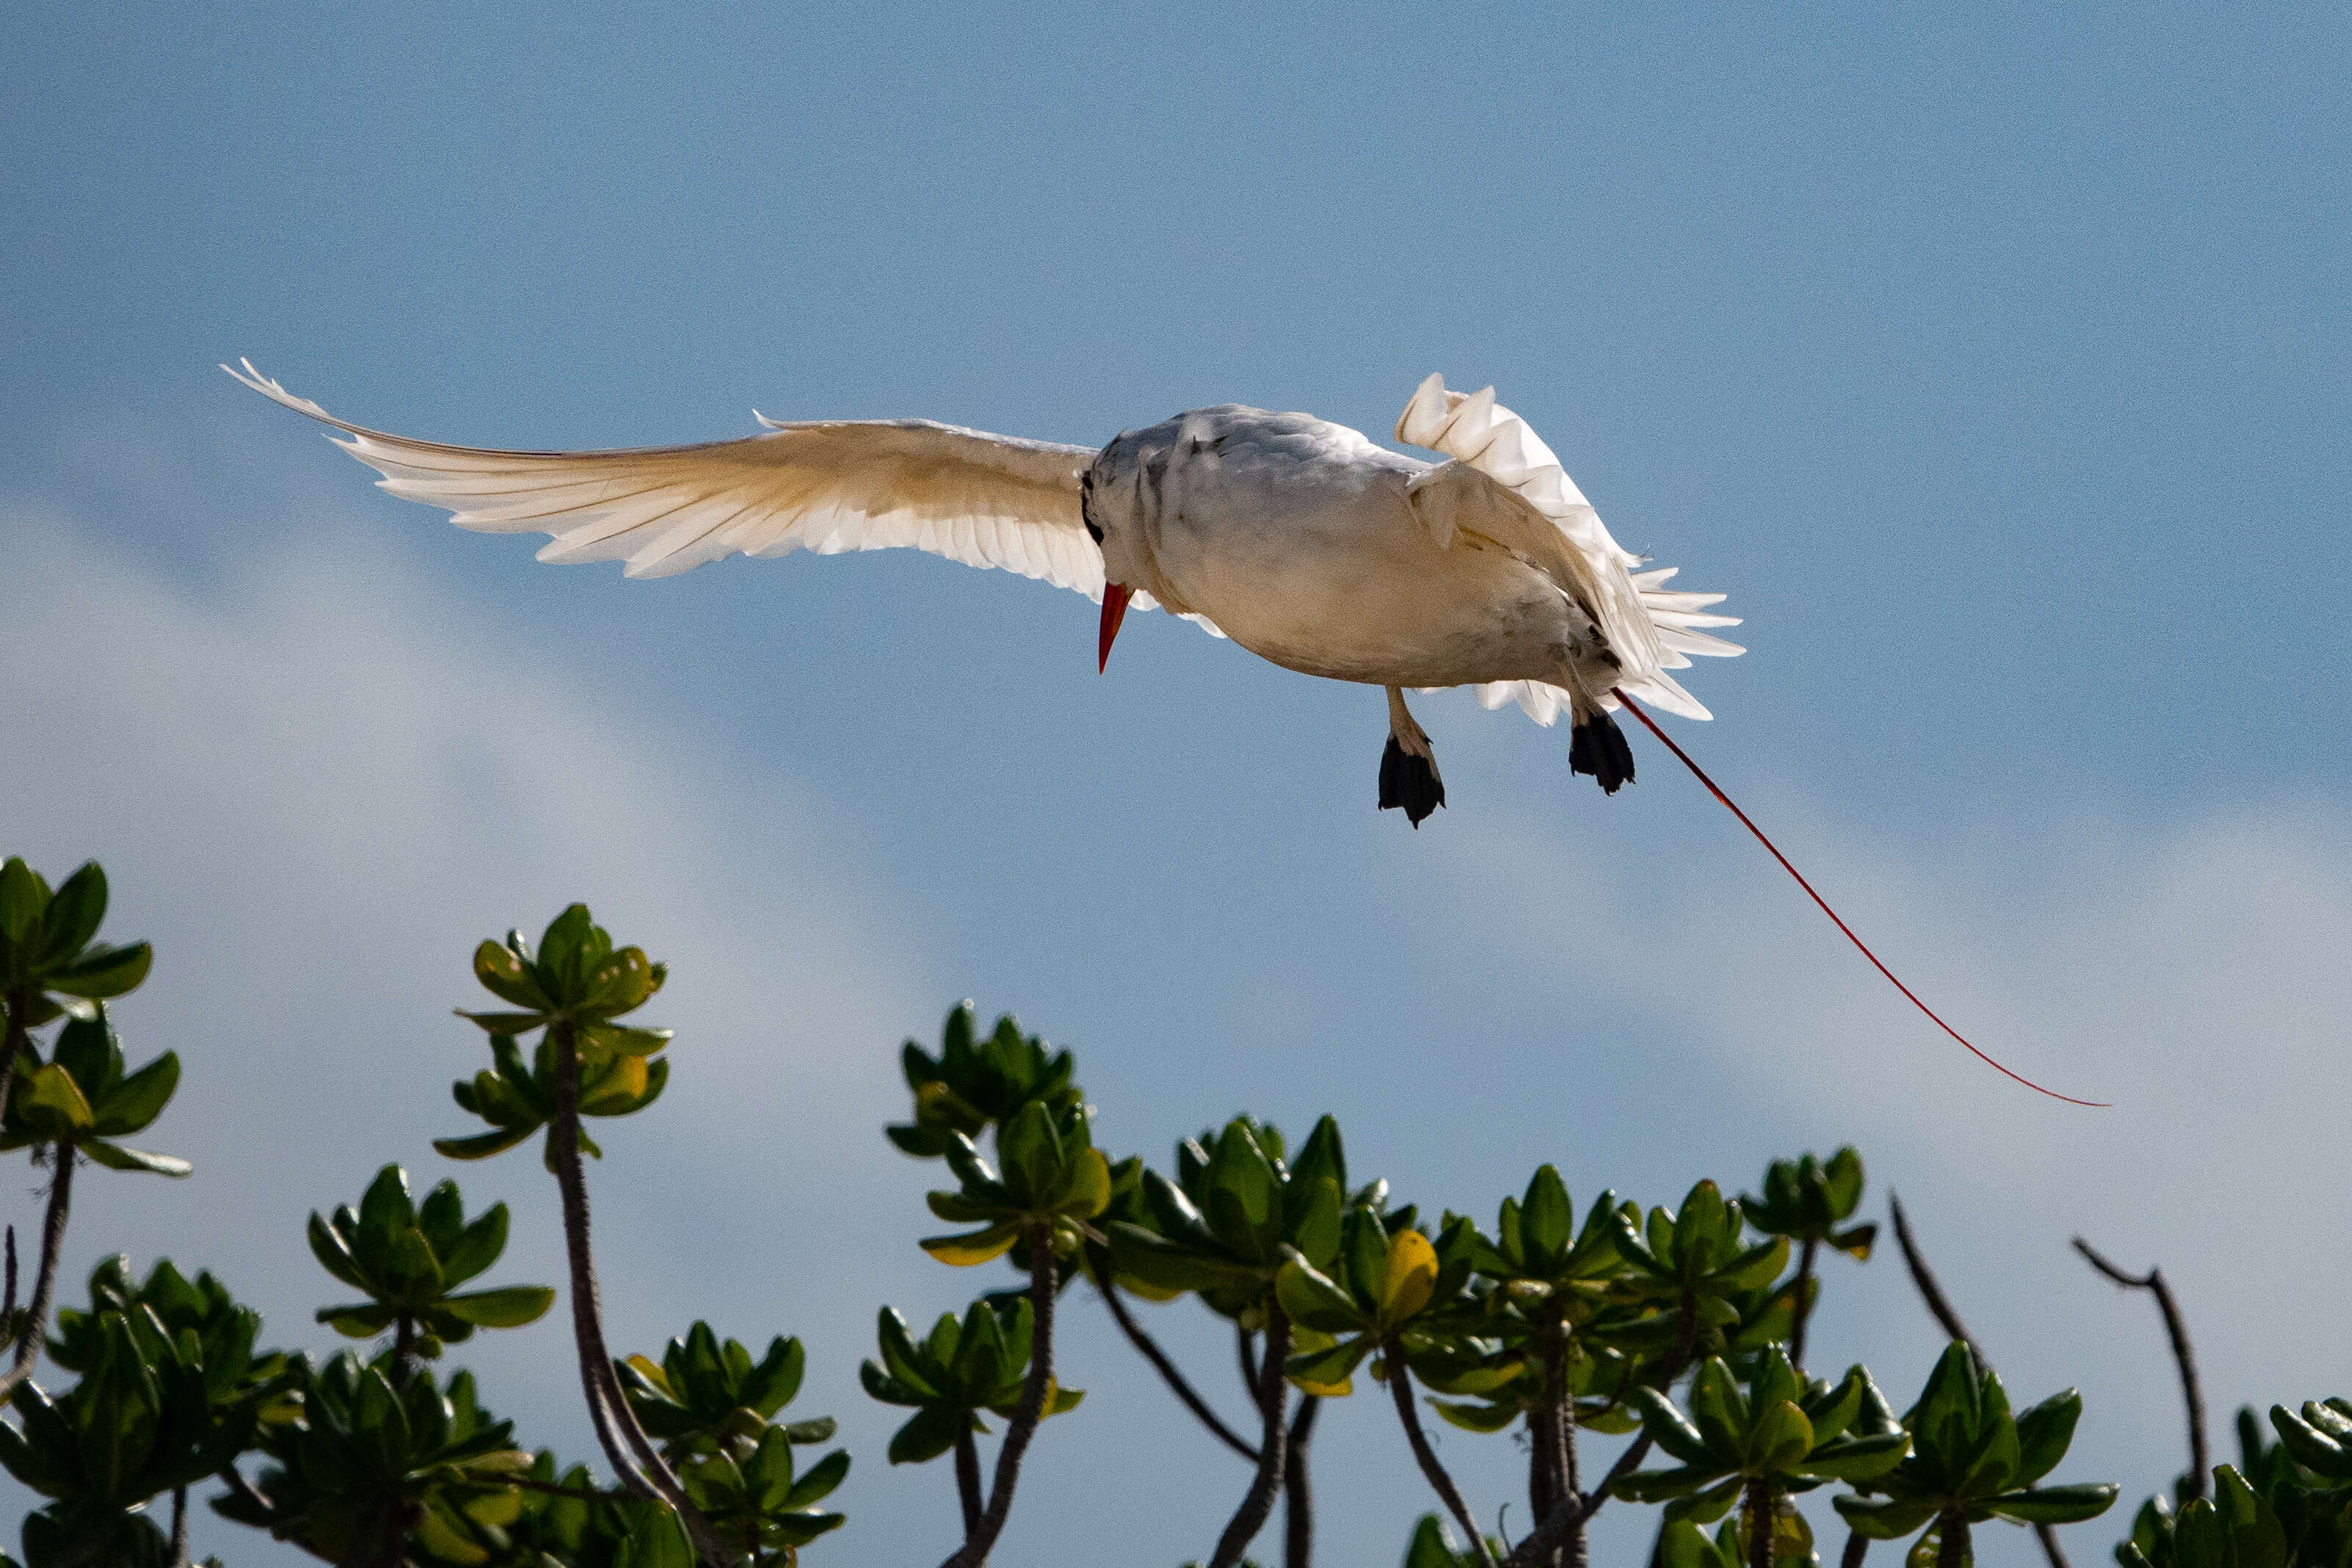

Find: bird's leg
<box><xmin>1379</xmin><ymin>687</ymin><xmax>1446</xmax><ymax>828</ymax></box>
<box><xmin>1568</xmin><ymin>691</ymin><xmax>1636</xmax><ymax>795</ymax></box>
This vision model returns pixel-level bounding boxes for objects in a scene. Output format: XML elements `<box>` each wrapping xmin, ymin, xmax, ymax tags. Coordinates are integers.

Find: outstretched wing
<box><xmin>224</xmin><ymin>361</ymin><xmax>1111</xmax><ymax>596</ymax></box>
<box><xmin>1394</xmin><ymin>373</ymin><xmax>1741</xmax><ymax>722</ymax></box>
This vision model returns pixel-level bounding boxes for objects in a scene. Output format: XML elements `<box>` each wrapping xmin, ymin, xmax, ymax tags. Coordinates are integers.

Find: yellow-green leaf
<box><xmin>920</xmin><ymin>1221</ymin><xmax>1021</xmax><ymax>1267</ymax></box>
<box><xmin>1379</xmin><ymin>1228</ymin><xmax>1439</xmax><ymax>1327</ymax></box>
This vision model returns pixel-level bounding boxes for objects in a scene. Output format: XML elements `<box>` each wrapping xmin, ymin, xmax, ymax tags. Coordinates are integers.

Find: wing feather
<box><xmin>224</xmin><ymin>360</ymin><xmax>1113</xmax><ymax>599</ymax></box>
<box><xmin>1396</xmin><ymin>374</ymin><xmax>1742</xmax><ymax>721</ymax></box>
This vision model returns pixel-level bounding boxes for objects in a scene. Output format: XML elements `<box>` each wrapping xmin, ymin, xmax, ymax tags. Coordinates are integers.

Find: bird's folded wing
<box><xmin>222</xmin><ymin>361</ymin><xmax>1119</xmax><ymax>600</ymax></box>
<box><xmin>1394</xmin><ymin>373</ymin><xmax>1740</xmax><ymax>722</ymax></box>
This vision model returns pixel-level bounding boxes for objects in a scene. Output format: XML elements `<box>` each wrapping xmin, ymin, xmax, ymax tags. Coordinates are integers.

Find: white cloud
<box><xmin>0</xmin><ymin>494</ymin><xmax>937</xmax><ymax>1561</ymax></box>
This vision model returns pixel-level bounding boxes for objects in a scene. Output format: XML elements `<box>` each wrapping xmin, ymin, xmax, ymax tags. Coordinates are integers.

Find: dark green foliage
<box><xmin>307</xmin><ymin>1163</ymin><xmax>555</xmax><ymax>1352</ymax></box>
<box><xmin>617</xmin><ymin>1321</ymin><xmax>838</xmax><ymax>1464</ymax></box>
<box><xmin>920</xmin><ymin>1099</ymin><xmax>1113</xmax><ymax>1266</ymax></box>
<box><xmin>0</xmin><ymin>1296</ymin><xmax>281</xmax><ymax>1567</ymax></box>
<box><xmin>0</xmin><ymin>859</ymin><xmax>152</xmax><ymax>1031</ymax></box>
<box><xmin>0</xmin><ymin>1008</ymin><xmax>187</xmax><ymax>1175</ymax></box>
<box><xmin>1274</xmin><ymin>1207</ymin><xmax>1478</xmax><ymax>1395</ymax></box>
<box><xmin>435</xmin><ymin>905</ymin><xmax>673</xmax><ymax>1164</ymax></box>
<box><xmin>887</xmin><ymin>1002</ymin><xmax>1081</xmax><ymax>1158</ymax></box>
<box><xmin>1105</xmin><ymin>1115</ymin><xmax>1354</xmax><ymax>1318</ymax></box>
<box><xmin>1742</xmin><ymin>1149</ymin><xmax>1876</xmax><ymax>1260</ymax></box>
<box><xmin>1615</xmin><ymin>1349</ymin><xmax>1909</xmax><ymax>1527</ymax></box>
<box><xmin>613</xmin><ymin>1325</ymin><xmax>851</xmax><ymax>1556</ymax></box>
<box><xmin>860</xmin><ymin>1300</ymin><xmax>1082</xmax><ymax>1464</ymax></box>
<box><xmin>1835</xmin><ymin>1343</ymin><xmax>2118</xmax><ymax>1547</ymax></box>
<box><xmin>212</xmin><ymin>1352</ymin><xmax>533</xmax><ymax>1562</ymax></box>
<box><xmin>1598</xmin><ymin>1181</ymin><xmax>1793</xmax><ymax>1364</ymax></box>
<box><xmin>423</xmin><ymin>1453</ymin><xmax>697</xmax><ymax>1568</ymax></box>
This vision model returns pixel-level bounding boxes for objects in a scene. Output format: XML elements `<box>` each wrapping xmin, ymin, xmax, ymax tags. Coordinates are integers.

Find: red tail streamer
<box><xmin>1612</xmin><ymin>691</ymin><xmax>2107</xmax><ymax>1108</ymax></box>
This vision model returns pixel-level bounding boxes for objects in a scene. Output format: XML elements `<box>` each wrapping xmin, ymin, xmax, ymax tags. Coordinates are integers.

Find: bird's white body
<box><xmin>225</xmin><ymin>361</ymin><xmax>1740</xmax><ymax>812</ymax></box>
<box><xmin>1089</xmin><ymin>405</ymin><xmax>1595</xmax><ymax>692</ymax></box>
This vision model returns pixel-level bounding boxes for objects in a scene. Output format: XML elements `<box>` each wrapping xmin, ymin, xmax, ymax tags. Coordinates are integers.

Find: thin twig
<box><xmin>1841</xmin><ymin>1529</ymin><xmax>1869</xmax><ymax>1568</ymax></box>
<box><xmin>1789</xmin><ymin>1237</ymin><xmax>1821</xmax><ymax>1371</ymax></box>
<box><xmin>1094</xmin><ymin>1264</ymin><xmax>1258</xmax><ymax>1462</ymax></box>
<box><xmin>1208</xmin><ymin>1299</ymin><xmax>1292</xmax><ymax>1568</ymax></box>
<box><xmin>1889</xmin><ymin>1197</ymin><xmax>2071</xmax><ymax>1568</ymax></box>
<box><xmin>1238</xmin><ymin>1323</ymin><xmax>1260</xmax><ymax>1398</ymax></box>
<box><xmin>941</xmin><ymin>1225</ymin><xmax>1058</xmax><ymax>1568</ymax></box>
<box><xmin>170</xmin><ymin>1484</ymin><xmax>190</xmax><ymax>1568</ymax></box>
<box><xmin>1385</xmin><ymin>1338</ymin><xmax>1498</xmax><ymax>1568</ymax></box>
<box><xmin>1886</xmin><ymin>1195</ymin><xmax>1983</xmax><ymax>1361</ymax></box>
<box><xmin>1285</xmin><ymin>1394</ymin><xmax>1319</xmax><ymax>1568</ymax></box>
<box><xmin>0</xmin><ymin>1138</ymin><xmax>76</xmax><ymax>1399</ymax></box>
<box><xmin>2072</xmin><ymin>1238</ymin><xmax>2208</xmax><ymax>1500</ymax></box>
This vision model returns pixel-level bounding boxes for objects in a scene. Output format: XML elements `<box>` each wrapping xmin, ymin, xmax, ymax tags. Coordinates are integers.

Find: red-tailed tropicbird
<box><xmin>226</xmin><ymin>361</ymin><xmax>2100</xmax><ymax>1104</ymax></box>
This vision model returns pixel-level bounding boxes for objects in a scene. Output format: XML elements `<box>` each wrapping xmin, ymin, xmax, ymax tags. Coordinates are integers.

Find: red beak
<box><xmin>1098</xmin><ymin>582</ymin><xmax>1133</xmax><ymax>673</ymax></box>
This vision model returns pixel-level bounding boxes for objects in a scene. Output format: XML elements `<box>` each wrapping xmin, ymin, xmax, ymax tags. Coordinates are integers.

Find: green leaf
<box><xmin>2012</xmin><ymin>1389</ymin><xmax>2082</xmax><ymax>1486</ymax></box>
<box><xmin>0</xmin><ymin>858</ymin><xmax>46</xmax><ymax>947</ymax></box>
<box><xmin>1833</xmin><ymin>1495</ymin><xmax>1941</xmax><ymax>1540</ymax></box>
<box><xmin>433</xmin><ymin>1127</ymin><xmax>538</xmax><ymax>1161</ymax></box>
<box><xmin>1984</xmin><ymin>1484</ymin><xmax>2119</xmax><ymax>1525</ymax></box>
<box><xmin>47</xmin><ymin>942</ymin><xmax>152</xmax><ymax>1000</ymax></box>
<box><xmin>317</xmin><ymin>1302</ymin><xmax>398</xmax><ymax>1337</ymax></box>
<box><xmin>1636</xmin><ymin>1387</ymin><xmax>1714</xmax><ymax>1466</ymax></box>
<box><xmin>1800</xmin><ymin>1432</ymin><xmax>1911</xmax><ymax>1483</ymax></box>
<box><xmin>1431</xmin><ymin>1398</ymin><xmax>1525</xmax><ymax>1434</ymax></box>
<box><xmin>309</xmin><ymin>1211</ymin><xmax>369</xmax><ymax>1289</ymax></box>
<box><xmin>441</xmin><ymin>1285</ymin><xmax>556</xmax><ymax>1328</ymax></box>
<box><xmin>35</xmin><ymin>863</ymin><xmax>108</xmax><ymax>966</ymax></box>
<box><xmin>88</xmin><ymin>1051</ymin><xmax>178</xmax><ymax>1137</ymax></box>
<box><xmin>1749</xmin><ymin>1400</ymin><xmax>1814</xmax><ymax>1472</ymax></box>
<box><xmin>1277</xmin><ymin>1254</ymin><xmax>1368</xmax><ymax>1334</ymax></box>
<box><xmin>1522</xmin><ymin>1165</ymin><xmax>1573</xmax><ymax>1264</ymax></box>
<box><xmin>887</xmin><ymin>1404</ymin><xmax>967</xmax><ymax>1466</ymax></box>
<box><xmin>1283</xmin><ymin>1336</ymin><xmax>1371</xmax><ymax>1397</ymax></box>
<box><xmin>18</xmin><ymin>1063</ymin><xmax>94</xmax><ymax>1132</ymax></box>
<box><xmin>79</xmin><ymin>1139</ymin><xmax>192</xmax><ymax>1176</ymax></box>
<box><xmin>921</xmin><ymin>1222</ymin><xmax>1021</xmax><ymax>1267</ymax></box>
<box><xmin>439</xmin><ymin>1204</ymin><xmax>510</xmax><ymax>1288</ymax></box>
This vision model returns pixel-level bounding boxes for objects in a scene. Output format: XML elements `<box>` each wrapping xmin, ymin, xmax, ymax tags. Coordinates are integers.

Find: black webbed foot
<box><xmin>1379</xmin><ymin>737</ymin><xmax>1446</xmax><ymax>827</ymax></box>
<box><xmin>1569</xmin><ymin>712</ymin><xmax>1636</xmax><ymax>795</ymax></box>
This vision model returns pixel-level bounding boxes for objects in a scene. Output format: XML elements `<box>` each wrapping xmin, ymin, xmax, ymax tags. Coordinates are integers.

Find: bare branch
<box><xmin>1285</xmin><ymin>1395</ymin><xmax>1319</xmax><ymax>1568</ymax></box>
<box><xmin>1886</xmin><ymin>1194</ymin><xmax>1983</xmax><ymax>1362</ymax></box>
<box><xmin>1208</xmin><ymin>1300</ymin><xmax>1292</xmax><ymax>1568</ymax></box>
<box><xmin>940</xmin><ymin>1226</ymin><xmax>1059</xmax><ymax>1568</ymax></box>
<box><xmin>1889</xmin><ymin>1196</ymin><xmax>2071</xmax><ymax>1568</ymax></box>
<box><xmin>0</xmin><ymin>1138</ymin><xmax>76</xmax><ymax>1401</ymax></box>
<box><xmin>954</xmin><ymin>1427</ymin><xmax>984</xmax><ymax>1542</ymax></box>
<box><xmin>1505</xmin><ymin>1434</ymin><xmax>1653</xmax><ymax>1568</ymax></box>
<box><xmin>2073</xmin><ymin>1238</ymin><xmax>2208</xmax><ymax>1500</ymax></box>
<box><xmin>546</xmin><ymin>1023</ymin><xmax>728</xmax><ymax>1565</ymax></box>
<box><xmin>1093</xmin><ymin>1265</ymin><xmax>1258</xmax><ymax>1462</ymax></box>
<box><xmin>1385</xmin><ymin>1340</ymin><xmax>1497</xmax><ymax>1568</ymax></box>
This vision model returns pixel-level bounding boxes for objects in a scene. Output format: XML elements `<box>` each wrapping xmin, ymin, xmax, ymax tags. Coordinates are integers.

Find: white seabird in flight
<box><xmin>226</xmin><ymin>360</ymin><xmax>2101</xmax><ymax>1105</ymax></box>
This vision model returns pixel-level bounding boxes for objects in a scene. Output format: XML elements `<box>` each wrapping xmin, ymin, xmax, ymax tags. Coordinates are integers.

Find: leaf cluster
<box><xmin>1834</xmin><ymin>1343</ymin><xmax>2118</xmax><ymax>1544</ymax></box>
<box><xmin>861</xmin><ymin>1299</ymin><xmax>1082</xmax><ymax>1465</ymax></box>
<box><xmin>1741</xmin><ymin>1149</ymin><xmax>1877</xmax><ymax>1260</ymax></box>
<box><xmin>308</xmin><ymin>1164</ymin><xmax>554</xmax><ymax>1351</ymax></box>
<box><xmin>887</xmin><ymin>1003</ymin><xmax>1080</xmax><ymax>1158</ymax></box>
<box><xmin>438</xmin><ymin>906</ymin><xmax>671</xmax><ymax>1164</ymax></box>
<box><xmin>921</xmin><ymin>1100</ymin><xmax>1112</xmax><ymax>1266</ymax></box>
<box><xmin>0</xmin><ymin>859</ymin><xmax>151</xmax><ymax>1030</ymax></box>
<box><xmin>1617</xmin><ymin>1350</ymin><xmax>1910</xmax><ymax>1521</ymax></box>
<box><xmin>0</xmin><ymin>1009</ymin><xmax>186</xmax><ymax>1176</ymax></box>
<box><xmin>214</xmin><ymin>1354</ymin><xmax>535</xmax><ymax>1564</ymax></box>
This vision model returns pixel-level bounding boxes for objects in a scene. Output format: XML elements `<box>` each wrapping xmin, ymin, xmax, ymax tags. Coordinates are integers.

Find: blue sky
<box><xmin>4</xmin><ymin>6</ymin><xmax>2348</xmax><ymax>1564</ymax></box>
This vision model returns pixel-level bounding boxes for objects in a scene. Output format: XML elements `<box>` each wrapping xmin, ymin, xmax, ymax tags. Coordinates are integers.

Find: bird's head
<box><xmin>1081</xmin><ymin>441</ymin><xmax>1148</xmax><ymax>672</ymax></box>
